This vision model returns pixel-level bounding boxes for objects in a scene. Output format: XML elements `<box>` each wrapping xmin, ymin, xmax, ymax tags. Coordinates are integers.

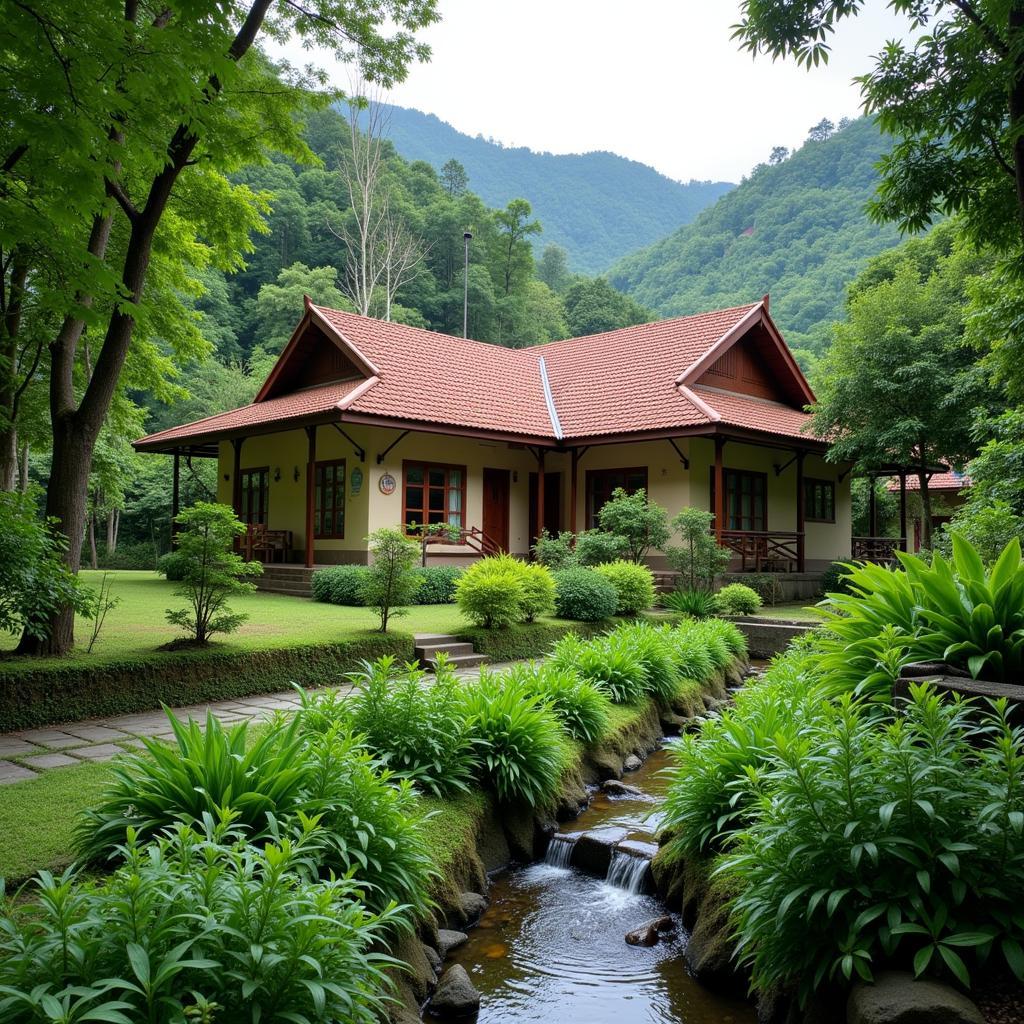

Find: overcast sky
<box><xmin>275</xmin><ymin>1</ymin><xmax>911</xmax><ymax>183</ymax></box>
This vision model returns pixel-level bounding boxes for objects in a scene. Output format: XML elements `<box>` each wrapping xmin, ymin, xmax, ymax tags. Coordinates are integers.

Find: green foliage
<box><xmin>460</xmin><ymin>671</ymin><xmax>566</xmax><ymax>805</ymax></box>
<box><xmin>96</xmin><ymin>540</ymin><xmax>160</xmax><ymax>570</ymax></box>
<box><xmin>304</xmin><ymin>656</ymin><xmax>476</xmax><ymax>797</ymax></box>
<box><xmin>456</xmin><ymin>554</ymin><xmax>528</xmax><ymax>628</ymax></box>
<box><xmin>721</xmin><ymin>689</ymin><xmax>1024</xmax><ymax>1000</ymax></box>
<box><xmin>607</xmin><ymin>622</ymin><xmax>681</xmax><ymax>703</ymax></box>
<box><xmin>74</xmin><ymin>710</ymin><xmax>432</xmax><ymax>916</ymax></box>
<box><xmin>550</xmin><ymin>632</ymin><xmax>649</xmax><ymax>705</ymax></box>
<box><xmin>961</xmin><ymin>409</ymin><xmax>1024</xmax><ymax>514</ymax></box>
<box><xmin>363</xmin><ymin>528</ymin><xmax>421</xmax><ymax>632</ymax></box>
<box><xmin>819</xmin><ymin>536</ymin><xmax>1024</xmax><ymax>688</ymax></box>
<box><xmin>687</xmin><ymin>618</ymin><xmax>736</xmax><ymax>669</ymax></box>
<box><xmin>670</xmin><ymin>621</ymin><xmax>717</xmax><ymax>681</ymax></box>
<box><xmin>163</xmin><ymin>503</ymin><xmax>261</xmax><ymax>643</ymax></box>
<box><xmin>551</xmin><ymin>567</ymin><xmax>619</xmax><ymax>622</ymax></box>
<box><xmin>0</xmin><ymin>489</ymin><xmax>93</xmax><ymax>642</ymax></box>
<box><xmin>610</xmin><ymin>118</ymin><xmax>902</xmax><ymax>358</ymax></box>
<box><xmin>594</xmin><ymin>560</ymin><xmax>656</xmax><ymax>615</ymax></box>
<box><xmin>0</xmin><ymin>824</ymin><xmax>400</xmax><ymax>1024</ymax></box>
<box><xmin>597</xmin><ymin>487</ymin><xmax>670</xmax><ymax>563</ymax></box>
<box><xmin>500</xmin><ymin>662</ymin><xmax>612</xmax><ymax>743</ymax></box>
<box><xmin>820</xmin><ymin>561</ymin><xmax>855</xmax><ymax>597</ymax></box>
<box><xmin>662</xmin><ymin>587</ymin><xmax>718</xmax><ymax>619</ymax></box>
<box><xmin>666</xmin><ymin>507</ymin><xmax>731</xmax><ymax>591</ymax></box>
<box><xmin>411</xmin><ymin>565</ymin><xmax>464</xmax><ymax>604</ymax></box>
<box><xmin>563</xmin><ymin>277</ymin><xmax>653</xmax><ymax>335</ymax></box>
<box><xmin>456</xmin><ymin>620</ymin><xmax>610</xmax><ymax>663</ymax></box>
<box><xmin>520</xmin><ymin>562</ymin><xmax>557</xmax><ymax>622</ymax></box>
<box><xmin>312</xmin><ymin>564</ymin><xmax>371</xmax><ymax>605</ymax></box>
<box><xmin>938</xmin><ymin>500</ymin><xmax>1024</xmax><ymax>567</ymax></box>
<box><xmin>574</xmin><ymin>529</ymin><xmax>629</xmax><ymax>566</ymax></box>
<box><xmin>714</xmin><ymin>583</ymin><xmax>762</xmax><ymax>616</ymax></box>
<box><xmin>532</xmin><ymin>529</ymin><xmax>577</xmax><ymax>569</ymax></box>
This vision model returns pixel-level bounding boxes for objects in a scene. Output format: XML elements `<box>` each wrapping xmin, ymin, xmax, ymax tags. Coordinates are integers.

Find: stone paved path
<box><xmin>0</xmin><ymin>663</ymin><xmax>507</xmax><ymax>784</ymax></box>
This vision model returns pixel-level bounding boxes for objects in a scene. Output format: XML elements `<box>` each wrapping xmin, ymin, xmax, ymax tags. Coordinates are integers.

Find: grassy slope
<box><xmin>0</xmin><ymin>571</ymin><xmax>577</xmax><ymax>672</ymax></box>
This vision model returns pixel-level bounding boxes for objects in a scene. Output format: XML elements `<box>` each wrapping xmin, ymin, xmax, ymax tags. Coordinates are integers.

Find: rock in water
<box><xmin>458</xmin><ymin>891</ymin><xmax>488</xmax><ymax>924</ymax></box>
<box><xmin>847</xmin><ymin>972</ymin><xmax>985</xmax><ymax>1024</ymax></box>
<box><xmin>625</xmin><ymin>915</ymin><xmax>675</xmax><ymax>946</ymax></box>
<box><xmin>424</xmin><ymin>944</ymin><xmax>442</xmax><ymax>975</ymax></box>
<box><xmin>624</xmin><ymin>754</ymin><xmax>643</xmax><ymax>771</ymax></box>
<box><xmin>437</xmin><ymin>929</ymin><xmax>469</xmax><ymax>958</ymax></box>
<box><xmin>602</xmin><ymin>779</ymin><xmax>645</xmax><ymax>797</ymax></box>
<box><xmin>429</xmin><ymin>964</ymin><xmax>481</xmax><ymax>1018</ymax></box>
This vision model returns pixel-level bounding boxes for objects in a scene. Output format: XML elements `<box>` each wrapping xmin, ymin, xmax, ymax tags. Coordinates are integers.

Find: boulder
<box><xmin>602</xmin><ymin>779</ymin><xmax>645</xmax><ymax>798</ymax></box>
<box><xmin>625</xmin><ymin>915</ymin><xmax>675</xmax><ymax>946</ymax></box>
<box><xmin>424</xmin><ymin>943</ymin><xmax>442</xmax><ymax>975</ymax></box>
<box><xmin>847</xmin><ymin>972</ymin><xmax>985</xmax><ymax>1024</ymax></box>
<box><xmin>457</xmin><ymin>891</ymin><xmax>488</xmax><ymax>926</ymax></box>
<box><xmin>437</xmin><ymin>929</ymin><xmax>469</xmax><ymax>959</ymax></box>
<box><xmin>623</xmin><ymin>754</ymin><xmax>643</xmax><ymax>771</ymax></box>
<box><xmin>571</xmin><ymin>826</ymin><xmax>629</xmax><ymax>876</ymax></box>
<box><xmin>684</xmin><ymin>884</ymin><xmax>744</xmax><ymax>991</ymax></box>
<box><xmin>429</xmin><ymin>964</ymin><xmax>481</xmax><ymax>1019</ymax></box>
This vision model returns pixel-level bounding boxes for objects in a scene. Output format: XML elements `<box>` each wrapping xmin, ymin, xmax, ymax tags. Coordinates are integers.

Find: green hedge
<box><xmin>457</xmin><ymin>620</ymin><xmax>613</xmax><ymax>663</ymax></box>
<box><xmin>0</xmin><ymin>633</ymin><xmax>414</xmax><ymax>732</ymax></box>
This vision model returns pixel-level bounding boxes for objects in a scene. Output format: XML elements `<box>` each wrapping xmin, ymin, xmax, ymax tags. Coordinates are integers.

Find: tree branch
<box><xmin>105</xmin><ymin>176</ymin><xmax>139</xmax><ymax>221</ymax></box>
<box><xmin>947</xmin><ymin>0</ymin><xmax>1008</xmax><ymax>56</ymax></box>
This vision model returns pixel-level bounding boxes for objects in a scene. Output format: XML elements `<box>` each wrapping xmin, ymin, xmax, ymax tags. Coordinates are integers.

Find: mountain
<box><xmin>608</xmin><ymin>117</ymin><xmax>906</xmax><ymax>361</ymax></box>
<box><xmin>380</xmin><ymin>105</ymin><xmax>733</xmax><ymax>275</ymax></box>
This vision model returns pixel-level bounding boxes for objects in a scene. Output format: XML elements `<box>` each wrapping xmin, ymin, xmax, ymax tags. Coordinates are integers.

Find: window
<box><xmin>586</xmin><ymin>467</ymin><xmax>648</xmax><ymax>528</ymax></box>
<box><xmin>315</xmin><ymin>459</ymin><xmax>346</xmax><ymax>538</ymax></box>
<box><xmin>711</xmin><ymin>468</ymin><xmax>767</xmax><ymax>532</ymax></box>
<box><xmin>803</xmin><ymin>477</ymin><xmax>836</xmax><ymax>523</ymax></box>
<box><xmin>240</xmin><ymin>468</ymin><xmax>269</xmax><ymax>525</ymax></box>
<box><xmin>403</xmin><ymin>461</ymin><xmax>466</xmax><ymax>533</ymax></box>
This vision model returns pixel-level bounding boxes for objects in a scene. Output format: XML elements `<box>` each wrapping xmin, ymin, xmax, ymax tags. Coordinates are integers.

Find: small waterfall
<box><xmin>605</xmin><ymin>849</ymin><xmax>650</xmax><ymax>894</ymax></box>
<box><xmin>544</xmin><ymin>834</ymin><xmax>577</xmax><ymax>869</ymax></box>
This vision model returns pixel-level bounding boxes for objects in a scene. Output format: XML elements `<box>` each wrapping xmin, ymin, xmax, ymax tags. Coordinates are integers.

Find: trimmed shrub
<box><xmin>550</xmin><ymin>631</ymin><xmax>649</xmax><ymax>704</ymax></box>
<box><xmin>411</xmin><ymin>565</ymin><xmax>464</xmax><ymax>604</ymax></box>
<box><xmin>520</xmin><ymin>562</ymin><xmax>557</xmax><ymax>621</ymax></box>
<box><xmin>574</xmin><ymin>529</ymin><xmax>628</xmax><ymax>566</ymax></box>
<box><xmin>96</xmin><ymin>540</ymin><xmax>160</xmax><ymax>570</ymax></box>
<box><xmin>819</xmin><ymin>560</ymin><xmax>854</xmax><ymax>596</ymax></box>
<box><xmin>75</xmin><ymin>713</ymin><xmax>432</xmax><ymax>916</ymax></box>
<box><xmin>305</xmin><ymin>655</ymin><xmax>476</xmax><ymax>797</ymax></box>
<box><xmin>714</xmin><ymin>582</ymin><xmax>762</xmax><ymax>615</ymax></box>
<box><xmin>608</xmin><ymin>622</ymin><xmax>681</xmax><ymax>702</ymax></box>
<box><xmin>312</xmin><ymin>564</ymin><xmax>370</xmax><ymax>604</ymax></box>
<box><xmin>532</xmin><ymin>529</ymin><xmax>576</xmax><ymax>569</ymax></box>
<box><xmin>501</xmin><ymin>661</ymin><xmax>612</xmax><ymax>743</ymax></box>
<box><xmin>457</xmin><ymin>620</ymin><xmax>610</xmax><ymax>662</ymax></box>
<box><xmin>552</xmin><ymin>567</ymin><xmax>618</xmax><ymax>621</ymax></box>
<box><xmin>731</xmin><ymin>572</ymin><xmax>784</xmax><ymax>606</ymax></box>
<box><xmin>662</xmin><ymin>587</ymin><xmax>717</xmax><ymax>618</ymax></box>
<box><xmin>594</xmin><ymin>560</ymin><xmax>656</xmax><ymax>615</ymax></box>
<box><xmin>461</xmin><ymin>671</ymin><xmax>567</xmax><ymax>804</ymax></box>
<box><xmin>1</xmin><ymin>823</ymin><xmax>399</xmax><ymax>1024</ymax></box>
<box><xmin>456</xmin><ymin>554</ymin><xmax>528</xmax><ymax>628</ymax></box>
<box><xmin>156</xmin><ymin>549</ymin><xmax>188</xmax><ymax>581</ymax></box>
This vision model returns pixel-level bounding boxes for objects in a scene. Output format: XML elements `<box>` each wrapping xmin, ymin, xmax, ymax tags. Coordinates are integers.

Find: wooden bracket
<box><xmin>773</xmin><ymin>453</ymin><xmax>798</xmax><ymax>477</ymax></box>
<box><xmin>332</xmin><ymin>423</ymin><xmax>366</xmax><ymax>462</ymax></box>
<box><xmin>375</xmin><ymin>428</ymin><xmax>409</xmax><ymax>465</ymax></box>
<box><xmin>667</xmin><ymin>437</ymin><xmax>690</xmax><ymax>470</ymax></box>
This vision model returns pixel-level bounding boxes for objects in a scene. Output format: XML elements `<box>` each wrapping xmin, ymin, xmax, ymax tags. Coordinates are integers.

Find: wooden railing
<box><xmin>851</xmin><ymin>536</ymin><xmax>906</xmax><ymax>563</ymax></box>
<box><xmin>719</xmin><ymin>530</ymin><xmax>804</xmax><ymax>573</ymax></box>
<box><xmin>418</xmin><ymin>524</ymin><xmax>502</xmax><ymax>564</ymax></box>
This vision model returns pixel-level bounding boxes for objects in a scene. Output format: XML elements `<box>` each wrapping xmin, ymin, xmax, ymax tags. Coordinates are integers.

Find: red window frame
<box><xmin>314</xmin><ymin>459</ymin><xmax>346</xmax><ymax>539</ymax></box>
<box><xmin>585</xmin><ymin>467</ymin><xmax>648</xmax><ymax>529</ymax></box>
<box><xmin>402</xmin><ymin>461</ymin><xmax>467</xmax><ymax>536</ymax></box>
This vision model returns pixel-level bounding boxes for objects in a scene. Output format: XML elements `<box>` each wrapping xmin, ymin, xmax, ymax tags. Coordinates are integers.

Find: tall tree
<box><xmin>491</xmin><ymin>199</ymin><xmax>541</xmax><ymax>297</ymax></box>
<box><xmin>0</xmin><ymin>0</ymin><xmax>436</xmax><ymax>655</ymax></box>
<box><xmin>439</xmin><ymin>158</ymin><xmax>468</xmax><ymax>197</ymax></box>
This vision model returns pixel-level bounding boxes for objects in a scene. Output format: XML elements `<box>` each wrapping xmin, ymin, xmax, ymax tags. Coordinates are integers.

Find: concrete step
<box><xmin>413</xmin><ymin>633</ymin><xmax>461</xmax><ymax>645</ymax></box>
<box><xmin>415</xmin><ymin>642</ymin><xmax>475</xmax><ymax>661</ymax></box>
<box><xmin>255</xmin><ymin>579</ymin><xmax>313</xmax><ymax>597</ymax></box>
<box><xmin>427</xmin><ymin>652</ymin><xmax>488</xmax><ymax>671</ymax></box>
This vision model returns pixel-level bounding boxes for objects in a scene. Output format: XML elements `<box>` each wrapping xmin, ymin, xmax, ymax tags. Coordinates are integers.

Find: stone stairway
<box><xmin>255</xmin><ymin>564</ymin><xmax>315</xmax><ymax>597</ymax></box>
<box><xmin>414</xmin><ymin>633</ymin><xmax>488</xmax><ymax>671</ymax></box>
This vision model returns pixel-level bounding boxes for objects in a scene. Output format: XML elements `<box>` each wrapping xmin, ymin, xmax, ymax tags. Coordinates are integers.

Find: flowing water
<box><xmin>423</xmin><ymin>746</ymin><xmax>756</xmax><ymax>1024</ymax></box>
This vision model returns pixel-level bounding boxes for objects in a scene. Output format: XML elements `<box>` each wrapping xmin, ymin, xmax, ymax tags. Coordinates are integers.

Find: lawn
<box><xmin>754</xmin><ymin>601</ymin><xmax>827</xmax><ymax>622</ymax></box>
<box><xmin>0</xmin><ymin>570</ymin><xmax>501</xmax><ymax>670</ymax></box>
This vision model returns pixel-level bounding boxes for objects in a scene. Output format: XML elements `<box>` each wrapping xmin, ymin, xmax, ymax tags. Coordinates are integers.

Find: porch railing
<box><xmin>851</xmin><ymin>536</ymin><xmax>906</xmax><ymax>563</ymax></box>
<box><xmin>719</xmin><ymin>530</ymin><xmax>804</xmax><ymax>573</ymax></box>
<box><xmin>419</xmin><ymin>524</ymin><xmax>502</xmax><ymax>564</ymax></box>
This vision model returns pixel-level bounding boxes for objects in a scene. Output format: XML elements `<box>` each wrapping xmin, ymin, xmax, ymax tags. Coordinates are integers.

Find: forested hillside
<box><xmin>609</xmin><ymin>117</ymin><xmax>907</xmax><ymax>362</ymax></box>
<box><xmin>381</xmin><ymin>105</ymin><xmax>734</xmax><ymax>274</ymax></box>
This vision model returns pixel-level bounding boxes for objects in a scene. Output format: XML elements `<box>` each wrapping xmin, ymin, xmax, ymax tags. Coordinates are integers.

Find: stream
<box><xmin>424</xmin><ymin>746</ymin><xmax>756</xmax><ymax>1024</ymax></box>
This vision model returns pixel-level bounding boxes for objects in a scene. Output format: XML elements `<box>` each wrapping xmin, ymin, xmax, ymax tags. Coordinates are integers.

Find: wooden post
<box><xmin>569</xmin><ymin>448</ymin><xmax>579</xmax><ymax>536</ymax></box>
<box><xmin>171</xmin><ymin>450</ymin><xmax>180</xmax><ymax>548</ymax></box>
<box><xmin>713</xmin><ymin>436</ymin><xmax>725</xmax><ymax>545</ymax></box>
<box><xmin>305</xmin><ymin>425</ymin><xmax>317</xmax><ymax>569</ymax></box>
<box><xmin>898</xmin><ymin>470</ymin><xmax>907</xmax><ymax>551</ymax></box>
<box><xmin>231</xmin><ymin>438</ymin><xmax>243</xmax><ymax>517</ymax></box>
<box><xmin>869</xmin><ymin>474</ymin><xmax>878</xmax><ymax>538</ymax></box>
<box><xmin>795</xmin><ymin>449</ymin><xmax>806</xmax><ymax>572</ymax></box>
<box><xmin>536</xmin><ymin>448</ymin><xmax>546</xmax><ymax>545</ymax></box>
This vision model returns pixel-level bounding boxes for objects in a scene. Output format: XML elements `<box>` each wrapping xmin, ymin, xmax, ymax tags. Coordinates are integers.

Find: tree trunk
<box><xmin>88</xmin><ymin>509</ymin><xmax>98</xmax><ymax>569</ymax></box>
<box><xmin>18</xmin><ymin>441</ymin><xmax>29</xmax><ymax>492</ymax></box>
<box><xmin>917</xmin><ymin>458</ymin><xmax>934</xmax><ymax>552</ymax></box>
<box><xmin>0</xmin><ymin>424</ymin><xmax>17</xmax><ymax>492</ymax></box>
<box><xmin>1009</xmin><ymin>7</ymin><xmax>1024</xmax><ymax>243</ymax></box>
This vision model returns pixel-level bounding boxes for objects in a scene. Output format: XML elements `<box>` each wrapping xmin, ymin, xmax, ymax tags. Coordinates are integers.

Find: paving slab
<box><xmin>24</xmin><ymin>752</ymin><xmax>80</xmax><ymax>769</ymax></box>
<box><xmin>16</xmin><ymin>728</ymin><xmax>85</xmax><ymax>748</ymax></box>
<box><xmin>0</xmin><ymin>736</ymin><xmax>42</xmax><ymax>757</ymax></box>
<box><xmin>70</xmin><ymin>743</ymin><xmax>126</xmax><ymax>762</ymax></box>
<box><xmin>61</xmin><ymin>725</ymin><xmax>131</xmax><ymax>743</ymax></box>
<box><xmin>0</xmin><ymin>760</ymin><xmax>38</xmax><ymax>783</ymax></box>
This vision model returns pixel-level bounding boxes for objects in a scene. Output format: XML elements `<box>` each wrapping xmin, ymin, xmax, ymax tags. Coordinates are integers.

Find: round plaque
<box><xmin>379</xmin><ymin>472</ymin><xmax>397</xmax><ymax>495</ymax></box>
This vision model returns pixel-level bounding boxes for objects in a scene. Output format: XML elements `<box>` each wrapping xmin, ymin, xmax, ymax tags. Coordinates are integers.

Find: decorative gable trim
<box><xmin>307</xmin><ymin>299</ymin><xmax>382</xmax><ymax>379</ymax></box>
<box><xmin>679</xmin><ymin>384</ymin><xmax>722</xmax><ymax>422</ymax></box>
<box><xmin>336</xmin><ymin>375</ymin><xmax>380</xmax><ymax>410</ymax></box>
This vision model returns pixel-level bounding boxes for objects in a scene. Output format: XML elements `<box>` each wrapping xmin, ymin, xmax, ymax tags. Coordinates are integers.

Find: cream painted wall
<box><xmin>216</xmin><ymin>426</ymin><xmax>851</xmax><ymax>568</ymax></box>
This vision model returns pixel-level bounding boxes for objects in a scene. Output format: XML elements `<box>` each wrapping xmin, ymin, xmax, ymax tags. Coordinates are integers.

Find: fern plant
<box><xmin>500</xmin><ymin>661</ymin><xmax>612</xmax><ymax>743</ymax></box>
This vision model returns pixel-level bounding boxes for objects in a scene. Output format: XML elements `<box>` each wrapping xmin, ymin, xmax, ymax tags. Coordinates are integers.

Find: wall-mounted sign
<box><xmin>351</xmin><ymin>467</ymin><xmax>364</xmax><ymax>495</ymax></box>
<box><xmin>379</xmin><ymin>472</ymin><xmax>397</xmax><ymax>496</ymax></box>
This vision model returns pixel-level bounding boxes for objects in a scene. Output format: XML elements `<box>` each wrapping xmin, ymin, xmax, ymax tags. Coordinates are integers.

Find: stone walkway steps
<box><xmin>413</xmin><ymin>633</ymin><xmax>488</xmax><ymax>671</ymax></box>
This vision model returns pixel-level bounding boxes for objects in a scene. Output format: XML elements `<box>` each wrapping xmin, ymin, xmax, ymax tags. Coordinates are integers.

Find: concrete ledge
<box><xmin>727</xmin><ymin>619</ymin><xmax>814</xmax><ymax>659</ymax></box>
<box><xmin>895</xmin><ymin>669</ymin><xmax>1024</xmax><ymax>724</ymax></box>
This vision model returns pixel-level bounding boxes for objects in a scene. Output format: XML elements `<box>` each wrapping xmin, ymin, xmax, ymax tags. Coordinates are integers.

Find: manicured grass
<box><xmin>752</xmin><ymin>601</ymin><xmax>826</xmax><ymax>622</ymax></box>
<box><xmin>0</xmin><ymin>570</ymin><xmax>577</xmax><ymax>672</ymax></box>
<box><xmin>0</xmin><ymin>760</ymin><xmax>112</xmax><ymax>882</ymax></box>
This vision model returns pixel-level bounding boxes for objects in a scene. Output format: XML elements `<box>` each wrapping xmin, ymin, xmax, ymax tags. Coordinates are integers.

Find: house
<box><xmin>134</xmin><ymin>296</ymin><xmax>852</xmax><ymax>580</ymax></box>
<box><xmin>886</xmin><ymin>471</ymin><xmax>970</xmax><ymax>552</ymax></box>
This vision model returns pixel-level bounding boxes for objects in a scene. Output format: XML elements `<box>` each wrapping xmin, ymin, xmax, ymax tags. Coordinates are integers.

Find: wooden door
<box><xmin>529</xmin><ymin>471</ymin><xmax>562</xmax><ymax>543</ymax></box>
<box><xmin>482</xmin><ymin>468</ymin><xmax>511</xmax><ymax>552</ymax></box>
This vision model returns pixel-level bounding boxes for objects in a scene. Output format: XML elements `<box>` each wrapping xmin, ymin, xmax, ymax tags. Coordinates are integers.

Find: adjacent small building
<box><xmin>134</xmin><ymin>296</ymin><xmax>853</xmax><ymax>575</ymax></box>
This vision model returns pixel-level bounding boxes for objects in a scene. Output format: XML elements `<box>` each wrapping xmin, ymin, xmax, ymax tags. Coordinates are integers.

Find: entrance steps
<box><xmin>255</xmin><ymin>564</ymin><xmax>315</xmax><ymax>597</ymax></box>
<box><xmin>414</xmin><ymin>633</ymin><xmax>488</xmax><ymax>671</ymax></box>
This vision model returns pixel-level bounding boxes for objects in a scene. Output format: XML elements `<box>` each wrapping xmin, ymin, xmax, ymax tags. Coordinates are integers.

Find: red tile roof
<box><xmin>887</xmin><ymin>471</ymin><xmax>969</xmax><ymax>492</ymax></box>
<box><xmin>136</xmin><ymin>300</ymin><xmax>823</xmax><ymax>451</ymax></box>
